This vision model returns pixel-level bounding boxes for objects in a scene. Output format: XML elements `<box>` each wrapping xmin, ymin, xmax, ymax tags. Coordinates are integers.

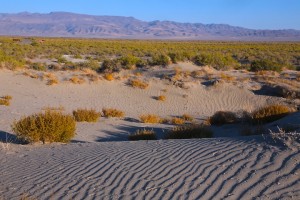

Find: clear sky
<box><xmin>1</xmin><ymin>0</ymin><xmax>299</xmax><ymax>30</ymax></box>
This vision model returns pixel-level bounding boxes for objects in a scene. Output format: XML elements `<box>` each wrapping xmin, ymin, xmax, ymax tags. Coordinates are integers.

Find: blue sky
<box><xmin>1</xmin><ymin>0</ymin><xmax>300</xmax><ymax>30</ymax></box>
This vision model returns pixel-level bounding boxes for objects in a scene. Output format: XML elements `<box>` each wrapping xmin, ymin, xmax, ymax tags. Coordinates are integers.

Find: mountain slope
<box><xmin>0</xmin><ymin>12</ymin><xmax>300</xmax><ymax>41</ymax></box>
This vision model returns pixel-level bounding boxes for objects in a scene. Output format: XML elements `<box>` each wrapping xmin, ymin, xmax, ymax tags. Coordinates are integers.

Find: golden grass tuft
<box><xmin>220</xmin><ymin>73</ymin><xmax>236</xmax><ymax>82</ymax></box>
<box><xmin>104</xmin><ymin>73</ymin><xmax>114</xmax><ymax>81</ymax></box>
<box><xmin>73</xmin><ymin>108</ymin><xmax>101</xmax><ymax>122</ymax></box>
<box><xmin>156</xmin><ymin>95</ymin><xmax>166</xmax><ymax>101</ymax></box>
<box><xmin>251</xmin><ymin>104</ymin><xmax>292</xmax><ymax>124</ymax></box>
<box><xmin>12</xmin><ymin>110</ymin><xmax>76</xmax><ymax>144</ymax></box>
<box><xmin>129</xmin><ymin>79</ymin><xmax>149</xmax><ymax>89</ymax></box>
<box><xmin>165</xmin><ymin>125</ymin><xmax>213</xmax><ymax>139</ymax></box>
<box><xmin>139</xmin><ymin>114</ymin><xmax>161</xmax><ymax>124</ymax></box>
<box><xmin>128</xmin><ymin>129</ymin><xmax>157</xmax><ymax>141</ymax></box>
<box><xmin>182</xmin><ymin>114</ymin><xmax>194</xmax><ymax>122</ymax></box>
<box><xmin>69</xmin><ymin>76</ymin><xmax>85</xmax><ymax>84</ymax></box>
<box><xmin>0</xmin><ymin>95</ymin><xmax>12</xmax><ymax>106</ymax></box>
<box><xmin>2</xmin><ymin>95</ymin><xmax>12</xmax><ymax>100</ymax></box>
<box><xmin>102</xmin><ymin>108</ymin><xmax>125</xmax><ymax>118</ymax></box>
<box><xmin>171</xmin><ymin>117</ymin><xmax>185</xmax><ymax>125</ymax></box>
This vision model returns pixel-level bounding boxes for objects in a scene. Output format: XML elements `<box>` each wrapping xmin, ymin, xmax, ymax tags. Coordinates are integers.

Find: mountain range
<box><xmin>0</xmin><ymin>12</ymin><xmax>300</xmax><ymax>41</ymax></box>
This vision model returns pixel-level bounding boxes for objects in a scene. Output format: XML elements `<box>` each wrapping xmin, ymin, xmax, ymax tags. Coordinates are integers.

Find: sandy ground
<box><xmin>0</xmin><ymin>66</ymin><xmax>299</xmax><ymax>199</ymax></box>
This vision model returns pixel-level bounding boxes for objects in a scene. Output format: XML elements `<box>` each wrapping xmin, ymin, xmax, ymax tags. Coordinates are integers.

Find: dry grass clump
<box><xmin>102</xmin><ymin>108</ymin><xmax>125</xmax><ymax>118</ymax></box>
<box><xmin>140</xmin><ymin>114</ymin><xmax>161</xmax><ymax>124</ymax></box>
<box><xmin>208</xmin><ymin>111</ymin><xmax>238</xmax><ymax>126</ymax></box>
<box><xmin>12</xmin><ymin>110</ymin><xmax>76</xmax><ymax>144</ymax></box>
<box><xmin>128</xmin><ymin>129</ymin><xmax>157</xmax><ymax>141</ymax></box>
<box><xmin>69</xmin><ymin>76</ymin><xmax>85</xmax><ymax>84</ymax></box>
<box><xmin>129</xmin><ymin>79</ymin><xmax>149</xmax><ymax>89</ymax></box>
<box><xmin>73</xmin><ymin>108</ymin><xmax>101</xmax><ymax>122</ymax></box>
<box><xmin>156</xmin><ymin>95</ymin><xmax>166</xmax><ymax>101</ymax></box>
<box><xmin>220</xmin><ymin>73</ymin><xmax>236</xmax><ymax>82</ymax></box>
<box><xmin>251</xmin><ymin>104</ymin><xmax>292</xmax><ymax>124</ymax></box>
<box><xmin>165</xmin><ymin>125</ymin><xmax>213</xmax><ymax>139</ymax></box>
<box><xmin>104</xmin><ymin>73</ymin><xmax>114</xmax><ymax>81</ymax></box>
<box><xmin>171</xmin><ymin>117</ymin><xmax>185</xmax><ymax>125</ymax></box>
<box><xmin>0</xmin><ymin>95</ymin><xmax>12</xmax><ymax>106</ymax></box>
<box><xmin>182</xmin><ymin>114</ymin><xmax>194</xmax><ymax>122</ymax></box>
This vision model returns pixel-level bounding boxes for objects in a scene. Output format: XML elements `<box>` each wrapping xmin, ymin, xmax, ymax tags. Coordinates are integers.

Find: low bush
<box><xmin>69</xmin><ymin>76</ymin><xmax>85</xmax><ymax>84</ymax></box>
<box><xmin>209</xmin><ymin>111</ymin><xmax>238</xmax><ymax>126</ymax></box>
<box><xmin>102</xmin><ymin>108</ymin><xmax>125</xmax><ymax>118</ymax></box>
<box><xmin>140</xmin><ymin>114</ymin><xmax>161</xmax><ymax>124</ymax></box>
<box><xmin>98</xmin><ymin>59</ymin><xmax>122</xmax><ymax>73</ymax></box>
<box><xmin>128</xmin><ymin>79</ymin><xmax>149</xmax><ymax>89</ymax></box>
<box><xmin>171</xmin><ymin>117</ymin><xmax>185</xmax><ymax>125</ymax></box>
<box><xmin>165</xmin><ymin>125</ymin><xmax>213</xmax><ymax>139</ymax></box>
<box><xmin>250</xmin><ymin>60</ymin><xmax>283</xmax><ymax>72</ymax></box>
<box><xmin>12</xmin><ymin>110</ymin><xmax>76</xmax><ymax>144</ymax></box>
<box><xmin>0</xmin><ymin>95</ymin><xmax>12</xmax><ymax>106</ymax></box>
<box><xmin>128</xmin><ymin>129</ymin><xmax>157</xmax><ymax>141</ymax></box>
<box><xmin>119</xmin><ymin>55</ymin><xmax>141</xmax><ymax>69</ymax></box>
<box><xmin>104</xmin><ymin>73</ymin><xmax>114</xmax><ymax>81</ymax></box>
<box><xmin>73</xmin><ymin>108</ymin><xmax>101</xmax><ymax>122</ymax></box>
<box><xmin>251</xmin><ymin>104</ymin><xmax>292</xmax><ymax>124</ymax></box>
<box><xmin>150</xmin><ymin>54</ymin><xmax>171</xmax><ymax>66</ymax></box>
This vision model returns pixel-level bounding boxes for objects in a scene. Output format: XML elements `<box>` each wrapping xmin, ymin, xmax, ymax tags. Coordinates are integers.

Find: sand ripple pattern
<box><xmin>0</xmin><ymin>138</ymin><xmax>299</xmax><ymax>200</ymax></box>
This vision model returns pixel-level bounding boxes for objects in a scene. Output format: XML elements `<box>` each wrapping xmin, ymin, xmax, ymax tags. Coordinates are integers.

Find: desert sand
<box><xmin>0</xmin><ymin>64</ymin><xmax>299</xmax><ymax>199</ymax></box>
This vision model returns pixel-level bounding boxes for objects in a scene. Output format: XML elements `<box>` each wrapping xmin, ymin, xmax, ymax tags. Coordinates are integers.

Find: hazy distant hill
<box><xmin>0</xmin><ymin>12</ymin><xmax>300</xmax><ymax>41</ymax></box>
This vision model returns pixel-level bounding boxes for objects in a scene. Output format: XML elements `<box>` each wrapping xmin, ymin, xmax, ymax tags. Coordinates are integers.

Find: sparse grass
<box><xmin>128</xmin><ymin>129</ymin><xmax>157</xmax><ymax>141</ymax></box>
<box><xmin>2</xmin><ymin>95</ymin><xmax>12</xmax><ymax>100</ymax></box>
<box><xmin>102</xmin><ymin>108</ymin><xmax>125</xmax><ymax>118</ymax></box>
<box><xmin>165</xmin><ymin>125</ymin><xmax>213</xmax><ymax>139</ymax></box>
<box><xmin>0</xmin><ymin>95</ymin><xmax>12</xmax><ymax>106</ymax></box>
<box><xmin>156</xmin><ymin>95</ymin><xmax>166</xmax><ymax>101</ymax></box>
<box><xmin>42</xmin><ymin>106</ymin><xmax>65</xmax><ymax>111</ymax></box>
<box><xmin>12</xmin><ymin>110</ymin><xmax>76</xmax><ymax>144</ymax></box>
<box><xmin>208</xmin><ymin>111</ymin><xmax>238</xmax><ymax>126</ymax></box>
<box><xmin>129</xmin><ymin>79</ymin><xmax>149</xmax><ymax>89</ymax></box>
<box><xmin>47</xmin><ymin>77</ymin><xmax>59</xmax><ymax>85</ymax></box>
<box><xmin>69</xmin><ymin>76</ymin><xmax>85</xmax><ymax>84</ymax></box>
<box><xmin>251</xmin><ymin>104</ymin><xmax>292</xmax><ymax>124</ymax></box>
<box><xmin>220</xmin><ymin>73</ymin><xmax>236</xmax><ymax>82</ymax></box>
<box><xmin>139</xmin><ymin>114</ymin><xmax>161</xmax><ymax>124</ymax></box>
<box><xmin>73</xmin><ymin>108</ymin><xmax>101</xmax><ymax>122</ymax></box>
<box><xmin>104</xmin><ymin>73</ymin><xmax>114</xmax><ymax>81</ymax></box>
<box><xmin>171</xmin><ymin>117</ymin><xmax>185</xmax><ymax>125</ymax></box>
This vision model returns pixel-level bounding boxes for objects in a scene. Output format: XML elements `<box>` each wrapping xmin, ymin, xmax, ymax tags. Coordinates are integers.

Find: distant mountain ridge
<box><xmin>0</xmin><ymin>12</ymin><xmax>300</xmax><ymax>41</ymax></box>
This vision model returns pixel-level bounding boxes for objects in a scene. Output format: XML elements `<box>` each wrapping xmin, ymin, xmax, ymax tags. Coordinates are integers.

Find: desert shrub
<box><xmin>128</xmin><ymin>79</ymin><xmax>149</xmax><ymax>89</ymax></box>
<box><xmin>0</xmin><ymin>99</ymin><xmax>10</xmax><ymax>106</ymax></box>
<box><xmin>171</xmin><ymin>117</ymin><xmax>185</xmax><ymax>125</ymax></box>
<box><xmin>79</xmin><ymin>60</ymin><xmax>100</xmax><ymax>71</ymax></box>
<box><xmin>12</xmin><ymin>110</ymin><xmax>76</xmax><ymax>144</ymax></box>
<box><xmin>182</xmin><ymin>114</ymin><xmax>194</xmax><ymax>122</ymax></box>
<box><xmin>29</xmin><ymin>63</ymin><xmax>46</xmax><ymax>71</ymax></box>
<box><xmin>73</xmin><ymin>108</ymin><xmax>100</xmax><ymax>122</ymax></box>
<box><xmin>128</xmin><ymin>129</ymin><xmax>157</xmax><ymax>141</ymax></box>
<box><xmin>156</xmin><ymin>95</ymin><xmax>166</xmax><ymax>101</ymax></box>
<box><xmin>102</xmin><ymin>108</ymin><xmax>125</xmax><ymax>118</ymax></box>
<box><xmin>209</xmin><ymin>111</ymin><xmax>238</xmax><ymax>126</ymax></box>
<box><xmin>69</xmin><ymin>76</ymin><xmax>85</xmax><ymax>84</ymax></box>
<box><xmin>98</xmin><ymin>59</ymin><xmax>122</xmax><ymax>73</ymax></box>
<box><xmin>250</xmin><ymin>60</ymin><xmax>283</xmax><ymax>72</ymax></box>
<box><xmin>165</xmin><ymin>125</ymin><xmax>213</xmax><ymax>139</ymax></box>
<box><xmin>2</xmin><ymin>95</ymin><xmax>12</xmax><ymax>100</ymax></box>
<box><xmin>119</xmin><ymin>55</ymin><xmax>141</xmax><ymax>69</ymax></box>
<box><xmin>193</xmin><ymin>53</ymin><xmax>214</xmax><ymax>66</ymax></box>
<box><xmin>251</xmin><ymin>104</ymin><xmax>292</xmax><ymax>124</ymax></box>
<box><xmin>150</xmin><ymin>54</ymin><xmax>171</xmax><ymax>66</ymax></box>
<box><xmin>168</xmin><ymin>53</ymin><xmax>184</xmax><ymax>63</ymax></box>
<box><xmin>47</xmin><ymin>78</ymin><xmax>59</xmax><ymax>85</ymax></box>
<box><xmin>193</xmin><ymin>53</ymin><xmax>239</xmax><ymax>70</ymax></box>
<box><xmin>140</xmin><ymin>114</ymin><xmax>161</xmax><ymax>123</ymax></box>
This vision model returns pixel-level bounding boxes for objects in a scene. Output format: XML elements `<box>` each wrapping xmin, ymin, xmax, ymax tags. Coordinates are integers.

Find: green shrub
<box><xmin>128</xmin><ymin>129</ymin><xmax>157</xmax><ymax>141</ymax></box>
<box><xmin>30</xmin><ymin>63</ymin><xmax>46</xmax><ymax>71</ymax></box>
<box><xmin>119</xmin><ymin>55</ymin><xmax>141</xmax><ymax>69</ymax></box>
<box><xmin>193</xmin><ymin>53</ymin><xmax>214</xmax><ymax>66</ymax></box>
<box><xmin>209</xmin><ymin>111</ymin><xmax>238</xmax><ymax>126</ymax></box>
<box><xmin>12</xmin><ymin>110</ymin><xmax>76</xmax><ymax>144</ymax></box>
<box><xmin>250</xmin><ymin>60</ymin><xmax>283</xmax><ymax>72</ymax></box>
<box><xmin>165</xmin><ymin>125</ymin><xmax>213</xmax><ymax>139</ymax></box>
<box><xmin>251</xmin><ymin>104</ymin><xmax>291</xmax><ymax>124</ymax></box>
<box><xmin>98</xmin><ymin>59</ymin><xmax>122</xmax><ymax>73</ymax></box>
<box><xmin>73</xmin><ymin>109</ymin><xmax>101</xmax><ymax>122</ymax></box>
<box><xmin>151</xmin><ymin>54</ymin><xmax>171</xmax><ymax>66</ymax></box>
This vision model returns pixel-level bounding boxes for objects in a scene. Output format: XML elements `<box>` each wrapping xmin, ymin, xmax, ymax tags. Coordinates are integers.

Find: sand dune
<box><xmin>0</xmin><ymin>137</ymin><xmax>299</xmax><ymax>199</ymax></box>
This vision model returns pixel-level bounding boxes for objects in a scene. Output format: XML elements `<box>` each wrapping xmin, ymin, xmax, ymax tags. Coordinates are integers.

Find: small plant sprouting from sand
<box><xmin>251</xmin><ymin>104</ymin><xmax>292</xmax><ymax>124</ymax></box>
<box><xmin>165</xmin><ymin>125</ymin><xmax>213</xmax><ymax>139</ymax></box>
<box><xmin>128</xmin><ymin>129</ymin><xmax>157</xmax><ymax>141</ymax></box>
<box><xmin>139</xmin><ymin>114</ymin><xmax>161</xmax><ymax>124</ymax></box>
<box><xmin>12</xmin><ymin>110</ymin><xmax>76</xmax><ymax>144</ymax></box>
<box><xmin>129</xmin><ymin>79</ymin><xmax>149</xmax><ymax>89</ymax></box>
<box><xmin>102</xmin><ymin>108</ymin><xmax>125</xmax><ymax>118</ymax></box>
<box><xmin>0</xmin><ymin>95</ymin><xmax>12</xmax><ymax>106</ymax></box>
<box><xmin>156</xmin><ymin>95</ymin><xmax>166</xmax><ymax>101</ymax></box>
<box><xmin>73</xmin><ymin>108</ymin><xmax>101</xmax><ymax>122</ymax></box>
